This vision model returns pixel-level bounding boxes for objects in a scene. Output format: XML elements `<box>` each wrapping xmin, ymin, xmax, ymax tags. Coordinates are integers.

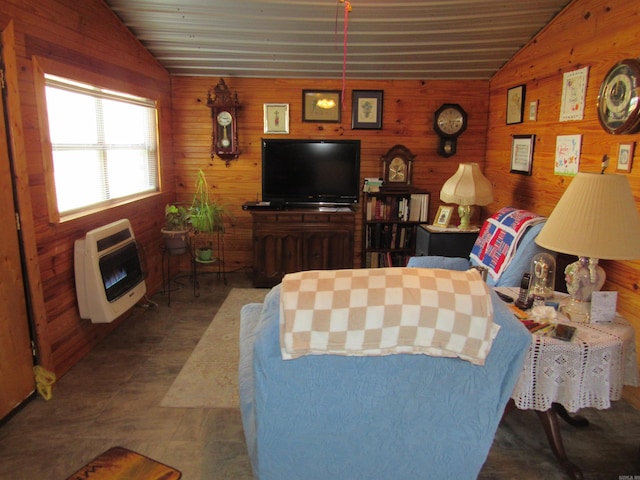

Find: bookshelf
<box><xmin>362</xmin><ymin>190</ymin><xmax>430</xmax><ymax>268</ymax></box>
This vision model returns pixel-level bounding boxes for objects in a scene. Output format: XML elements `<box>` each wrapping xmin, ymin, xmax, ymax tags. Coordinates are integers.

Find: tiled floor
<box><xmin>0</xmin><ymin>270</ymin><xmax>639</xmax><ymax>479</ymax></box>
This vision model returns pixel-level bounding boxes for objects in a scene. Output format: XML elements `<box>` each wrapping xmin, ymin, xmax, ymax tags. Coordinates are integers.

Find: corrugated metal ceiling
<box><xmin>104</xmin><ymin>0</ymin><xmax>572</xmax><ymax>79</ymax></box>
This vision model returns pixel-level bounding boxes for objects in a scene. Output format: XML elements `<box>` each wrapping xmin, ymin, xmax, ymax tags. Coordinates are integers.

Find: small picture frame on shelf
<box><xmin>433</xmin><ymin>206</ymin><xmax>454</xmax><ymax>228</ymax></box>
<box><xmin>616</xmin><ymin>143</ymin><xmax>635</xmax><ymax>172</ymax></box>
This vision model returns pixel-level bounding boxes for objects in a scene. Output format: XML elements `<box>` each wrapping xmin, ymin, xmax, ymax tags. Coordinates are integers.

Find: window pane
<box><xmin>52</xmin><ymin>150</ymin><xmax>104</xmax><ymax>212</ymax></box>
<box><xmin>102</xmin><ymin>99</ymin><xmax>151</xmax><ymax>145</ymax></box>
<box><xmin>45</xmin><ymin>88</ymin><xmax>98</xmax><ymax>144</ymax></box>
<box><xmin>44</xmin><ymin>75</ymin><xmax>159</xmax><ymax>216</ymax></box>
<box><xmin>107</xmin><ymin>150</ymin><xmax>156</xmax><ymax>198</ymax></box>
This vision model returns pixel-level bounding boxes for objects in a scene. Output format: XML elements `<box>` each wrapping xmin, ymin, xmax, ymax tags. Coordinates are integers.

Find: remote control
<box><xmin>495</xmin><ymin>291</ymin><xmax>514</xmax><ymax>303</ymax></box>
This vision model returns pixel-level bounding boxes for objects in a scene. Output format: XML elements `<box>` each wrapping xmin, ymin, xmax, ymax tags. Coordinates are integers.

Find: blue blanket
<box><xmin>240</xmin><ymin>284</ymin><xmax>531</xmax><ymax>480</ymax></box>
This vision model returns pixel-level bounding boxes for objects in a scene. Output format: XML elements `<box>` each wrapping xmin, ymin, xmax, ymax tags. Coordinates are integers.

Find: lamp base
<box><xmin>457</xmin><ymin>205</ymin><xmax>474</xmax><ymax>230</ymax></box>
<box><xmin>562</xmin><ymin>257</ymin><xmax>605</xmax><ymax>323</ymax></box>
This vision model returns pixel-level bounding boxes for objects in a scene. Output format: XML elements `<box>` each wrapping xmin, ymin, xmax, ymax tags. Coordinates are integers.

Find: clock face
<box><xmin>388</xmin><ymin>157</ymin><xmax>406</xmax><ymax>182</ymax></box>
<box><xmin>217</xmin><ymin>110</ymin><xmax>233</xmax><ymax>126</ymax></box>
<box><xmin>597</xmin><ymin>59</ymin><xmax>640</xmax><ymax>135</ymax></box>
<box><xmin>434</xmin><ymin>104</ymin><xmax>467</xmax><ymax>139</ymax></box>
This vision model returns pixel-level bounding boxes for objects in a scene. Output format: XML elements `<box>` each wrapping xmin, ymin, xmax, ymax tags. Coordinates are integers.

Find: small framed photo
<box><xmin>263</xmin><ymin>104</ymin><xmax>289</xmax><ymax>134</ymax></box>
<box><xmin>351</xmin><ymin>90</ymin><xmax>383</xmax><ymax>129</ymax></box>
<box><xmin>433</xmin><ymin>206</ymin><xmax>454</xmax><ymax>228</ymax></box>
<box><xmin>510</xmin><ymin>134</ymin><xmax>535</xmax><ymax>175</ymax></box>
<box><xmin>302</xmin><ymin>90</ymin><xmax>341</xmax><ymax>122</ymax></box>
<box><xmin>506</xmin><ymin>85</ymin><xmax>526</xmax><ymax>125</ymax></box>
<box><xmin>616</xmin><ymin>143</ymin><xmax>635</xmax><ymax>173</ymax></box>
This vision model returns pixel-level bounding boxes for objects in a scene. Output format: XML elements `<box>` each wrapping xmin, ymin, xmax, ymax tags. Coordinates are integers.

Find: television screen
<box><xmin>262</xmin><ymin>139</ymin><xmax>361</xmax><ymax>206</ymax></box>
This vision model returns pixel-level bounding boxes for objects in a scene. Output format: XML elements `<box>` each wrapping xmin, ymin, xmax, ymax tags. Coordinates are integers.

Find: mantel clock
<box><xmin>207</xmin><ymin>79</ymin><xmax>241</xmax><ymax>165</ymax></box>
<box><xmin>381</xmin><ymin>144</ymin><xmax>415</xmax><ymax>190</ymax></box>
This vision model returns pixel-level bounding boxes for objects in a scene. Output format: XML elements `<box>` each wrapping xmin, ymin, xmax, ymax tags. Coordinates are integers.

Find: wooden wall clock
<box><xmin>433</xmin><ymin>103</ymin><xmax>467</xmax><ymax>158</ymax></box>
<box><xmin>381</xmin><ymin>144</ymin><xmax>415</xmax><ymax>190</ymax></box>
<box><xmin>207</xmin><ymin>78</ymin><xmax>241</xmax><ymax>165</ymax></box>
<box><xmin>597</xmin><ymin>58</ymin><xmax>640</xmax><ymax>135</ymax></box>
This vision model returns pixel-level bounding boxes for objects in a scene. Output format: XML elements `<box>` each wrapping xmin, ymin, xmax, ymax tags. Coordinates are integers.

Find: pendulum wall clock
<box><xmin>207</xmin><ymin>78</ymin><xmax>241</xmax><ymax>166</ymax></box>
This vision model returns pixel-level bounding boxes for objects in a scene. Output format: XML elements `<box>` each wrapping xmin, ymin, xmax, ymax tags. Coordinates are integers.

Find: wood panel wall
<box><xmin>1</xmin><ymin>0</ymin><xmax>173</xmax><ymax>377</ymax></box>
<box><xmin>487</xmin><ymin>0</ymin><xmax>640</xmax><ymax>406</ymax></box>
<box><xmin>171</xmin><ymin>77</ymin><xmax>489</xmax><ymax>272</ymax></box>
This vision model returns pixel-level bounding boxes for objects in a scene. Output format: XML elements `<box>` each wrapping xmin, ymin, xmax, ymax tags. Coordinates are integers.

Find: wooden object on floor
<box><xmin>66</xmin><ymin>446</ymin><xmax>181</xmax><ymax>480</ymax></box>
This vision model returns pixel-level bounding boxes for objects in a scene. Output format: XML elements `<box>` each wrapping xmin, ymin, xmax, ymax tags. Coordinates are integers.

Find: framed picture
<box><xmin>506</xmin><ymin>85</ymin><xmax>525</xmax><ymax>125</ymax></box>
<box><xmin>559</xmin><ymin>66</ymin><xmax>589</xmax><ymax>122</ymax></box>
<box><xmin>554</xmin><ymin>134</ymin><xmax>582</xmax><ymax>176</ymax></box>
<box><xmin>510</xmin><ymin>134</ymin><xmax>535</xmax><ymax>175</ymax></box>
<box><xmin>433</xmin><ymin>206</ymin><xmax>454</xmax><ymax>228</ymax></box>
<box><xmin>302</xmin><ymin>90</ymin><xmax>341</xmax><ymax>122</ymax></box>
<box><xmin>616</xmin><ymin>143</ymin><xmax>635</xmax><ymax>172</ymax></box>
<box><xmin>351</xmin><ymin>90</ymin><xmax>383</xmax><ymax>129</ymax></box>
<box><xmin>263</xmin><ymin>104</ymin><xmax>289</xmax><ymax>134</ymax></box>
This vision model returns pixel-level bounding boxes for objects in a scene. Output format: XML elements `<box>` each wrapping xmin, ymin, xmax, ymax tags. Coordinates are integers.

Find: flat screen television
<box><xmin>261</xmin><ymin>138</ymin><xmax>361</xmax><ymax>206</ymax></box>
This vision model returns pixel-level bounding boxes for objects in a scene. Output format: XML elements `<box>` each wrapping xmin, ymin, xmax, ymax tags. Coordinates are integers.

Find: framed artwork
<box><xmin>433</xmin><ymin>206</ymin><xmax>454</xmax><ymax>228</ymax></box>
<box><xmin>510</xmin><ymin>134</ymin><xmax>535</xmax><ymax>175</ymax></box>
<box><xmin>554</xmin><ymin>134</ymin><xmax>582</xmax><ymax>175</ymax></box>
<box><xmin>616</xmin><ymin>143</ymin><xmax>635</xmax><ymax>172</ymax></box>
<box><xmin>302</xmin><ymin>90</ymin><xmax>341</xmax><ymax>122</ymax></box>
<box><xmin>351</xmin><ymin>90</ymin><xmax>383</xmax><ymax>129</ymax></box>
<box><xmin>559</xmin><ymin>66</ymin><xmax>589</xmax><ymax>122</ymax></box>
<box><xmin>263</xmin><ymin>104</ymin><xmax>289</xmax><ymax>134</ymax></box>
<box><xmin>506</xmin><ymin>85</ymin><xmax>526</xmax><ymax>125</ymax></box>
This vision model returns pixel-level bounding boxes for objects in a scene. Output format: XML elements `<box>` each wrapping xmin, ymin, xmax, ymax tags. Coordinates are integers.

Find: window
<box><xmin>44</xmin><ymin>74</ymin><xmax>159</xmax><ymax>215</ymax></box>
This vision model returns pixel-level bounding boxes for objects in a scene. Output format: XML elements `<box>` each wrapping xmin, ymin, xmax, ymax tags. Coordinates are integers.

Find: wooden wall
<box><xmin>1</xmin><ymin>0</ymin><xmax>173</xmax><ymax>377</ymax></box>
<box><xmin>487</xmin><ymin>0</ymin><xmax>640</xmax><ymax>406</ymax></box>
<box><xmin>171</xmin><ymin>78</ymin><xmax>489</xmax><ymax>272</ymax></box>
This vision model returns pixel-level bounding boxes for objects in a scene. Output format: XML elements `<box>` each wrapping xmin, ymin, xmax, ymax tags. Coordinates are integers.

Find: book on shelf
<box><xmin>408</xmin><ymin>193</ymin><xmax>430</xmax><ymax>222</ymax></box>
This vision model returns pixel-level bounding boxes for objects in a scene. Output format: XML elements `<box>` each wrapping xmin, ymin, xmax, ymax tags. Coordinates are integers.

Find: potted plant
<box><xmin>161</xmin><ymin>204</ymin><xmax>190</xmax><ymax>254</ymax></box>
<box><xmin>189</xmin><ymin>170</ymin><xmax>230</xmax><ymax>261</ymax></box>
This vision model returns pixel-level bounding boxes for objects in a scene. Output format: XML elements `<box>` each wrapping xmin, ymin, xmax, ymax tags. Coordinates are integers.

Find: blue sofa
<box><xmin>239</xmin><ymin>281</ymin><xmax>531</xmax><ymax>479</ymax></box>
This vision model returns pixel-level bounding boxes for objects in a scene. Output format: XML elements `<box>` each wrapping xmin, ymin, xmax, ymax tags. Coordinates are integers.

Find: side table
<box><xmin>497</xmin><ymin>287</ymin><xmax>638</xmax><ymax>479</ymax></box>
<box><xmin>415</xmin><ymin>224</ymin><xmax>479</xmax><ymax>258</ymax></box>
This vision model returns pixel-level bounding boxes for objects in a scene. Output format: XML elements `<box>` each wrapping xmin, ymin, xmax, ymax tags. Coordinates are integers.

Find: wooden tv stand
<box><xmin>250</xmin><ymin>207</ymin><xmax>355</xmax><ymax>288</ymax></box>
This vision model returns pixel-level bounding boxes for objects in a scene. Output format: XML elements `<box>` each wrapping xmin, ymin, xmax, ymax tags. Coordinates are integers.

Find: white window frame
<box><xmin>37</xmin><ymin>68</ymin><xmax>160</xmax><ymax>222</ymax></box>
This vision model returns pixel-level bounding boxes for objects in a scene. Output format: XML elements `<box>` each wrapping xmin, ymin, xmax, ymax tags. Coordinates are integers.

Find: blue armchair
<box><xmin>239</xmin><ymin>274</ymin><xmax>531</xmax><ymax>479</ymax></box>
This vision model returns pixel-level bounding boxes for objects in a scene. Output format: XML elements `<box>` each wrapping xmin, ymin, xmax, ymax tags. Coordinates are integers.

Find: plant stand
<box><xmin>161</xmin><ymin>242</ymin><xmax>191</xmax><ymax>307</ymax></box>
<box><xmin>191</xmin><ymin>230</ymin><xmax>226</xmax><ymax>297</ymax></box>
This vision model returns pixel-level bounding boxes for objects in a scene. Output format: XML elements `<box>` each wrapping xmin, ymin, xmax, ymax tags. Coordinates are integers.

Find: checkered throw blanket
<box><xmin>470</xmin><ymin>207</ymin><xmax>545</xmax><ymax>281</ymax></box>
<box><xmin>280</xmin><ymin>267</ymin><xmax>499</xmax><ymax>365</ymax></box>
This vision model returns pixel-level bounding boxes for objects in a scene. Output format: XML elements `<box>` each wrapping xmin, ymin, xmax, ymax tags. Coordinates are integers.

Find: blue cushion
<box><xmin>406</xmin><ymin>255</ymin><xmax>471</xmax><ymax>271</ymax></box>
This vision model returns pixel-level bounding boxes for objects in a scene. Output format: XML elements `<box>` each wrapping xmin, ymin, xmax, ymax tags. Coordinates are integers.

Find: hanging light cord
<box><xmin>336</xmin><ymin>0</ymin><xmax>352</xmax><ymax>107</ymax></box>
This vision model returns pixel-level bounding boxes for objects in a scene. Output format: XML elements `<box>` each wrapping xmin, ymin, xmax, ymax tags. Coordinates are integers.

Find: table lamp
<box><xmin>440</xmin><ymin>163</ymin><xmax>493</xmax><ymax>230</ymax></box>
<box><xmin>535</xmin><ymin>172</ymin><xmax>640</xmax><ymax>322</ymax></box>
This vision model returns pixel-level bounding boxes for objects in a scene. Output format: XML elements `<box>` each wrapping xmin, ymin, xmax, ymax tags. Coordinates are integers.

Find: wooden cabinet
<box><xmin>362</xmin><ymin>190</ymin><xmax>430</xmax><ymax>268</ymax></box>
<box><xmin>251</xmin><ymin>209</ymin><xmax>355</xmax><ymax>287</ymax></box>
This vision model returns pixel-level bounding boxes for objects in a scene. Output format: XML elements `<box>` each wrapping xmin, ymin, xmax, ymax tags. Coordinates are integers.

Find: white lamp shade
<box><xmin>440</xmin><ymin>163</ymin><xmax>493</xmax><ymax>206</ymax></box>
<box><xmin>535</xmin><ymin>172</ymin><xmax>640</xmax><ymax>260</ymax></box>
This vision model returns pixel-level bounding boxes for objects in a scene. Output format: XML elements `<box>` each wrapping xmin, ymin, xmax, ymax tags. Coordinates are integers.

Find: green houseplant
<box><xmin>161</xmin><ymin>204</ymin><xmax>190</xmax><ymax>254</ymax></box>
<box><xmin>189</xmin><ymin>169</ymin><xmax>230</xmax><ymax>261</ymax></box>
